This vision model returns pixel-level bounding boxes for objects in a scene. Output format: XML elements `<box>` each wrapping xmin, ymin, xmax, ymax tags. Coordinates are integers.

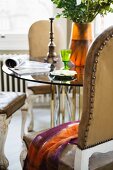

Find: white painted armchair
<box><xmin>0</xmin><ymin>92</ymin><xmax>26</xmax><ymax>169</ymax></box>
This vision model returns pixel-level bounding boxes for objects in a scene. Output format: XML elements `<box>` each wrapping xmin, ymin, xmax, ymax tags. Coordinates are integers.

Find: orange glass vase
<box><xmin>69</xmin><ymin>22</ymin><xmax>93</xmax><ymax>66</ymax></box>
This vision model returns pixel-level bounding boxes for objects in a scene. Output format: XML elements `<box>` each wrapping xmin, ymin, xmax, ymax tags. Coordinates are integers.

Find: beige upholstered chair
<box><xmin>24</xmin><ymin>20</ymin><xmax>65</xmax><ymax>132</ymax></box>
<box><xmin>0</xmin><ymin>92</ymin><xmax>26</xmax><ymax>169</ymax></box>
<box><xmin>21</xmin><ymin>26</ymin><xmax>113</xmax><ymax>170</ymax></box>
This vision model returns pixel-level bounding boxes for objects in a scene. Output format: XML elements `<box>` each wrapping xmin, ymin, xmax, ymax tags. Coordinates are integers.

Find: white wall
<box><xmin>0</xmin><ymin>1</ymin><xmax>67</xmax><ymax>51</ymax></box>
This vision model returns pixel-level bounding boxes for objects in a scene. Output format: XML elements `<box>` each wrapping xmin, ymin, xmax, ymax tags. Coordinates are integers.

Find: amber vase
<box><xmin>69</xmin><ymin>22</ymin><xmax>93</xmax><ymax>66</ymax></box>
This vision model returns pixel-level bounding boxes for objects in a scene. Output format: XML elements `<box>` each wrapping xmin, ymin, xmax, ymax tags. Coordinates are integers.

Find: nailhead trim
<box><xmin>79</xmin><ymin>138</ymin><xmax>113</xmax><ymax>150</ymax></box>
<box><xmin>83</xmin><ymin>31</ymin><xmax>113</xmax><ymax>148</ymax></box>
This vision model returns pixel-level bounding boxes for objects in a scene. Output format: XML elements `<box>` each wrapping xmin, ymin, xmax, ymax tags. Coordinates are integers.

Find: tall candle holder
<box><xmin>45</xmin><ymin>18</ymin><xmax>57</xmax><ymax>64</ymax></box>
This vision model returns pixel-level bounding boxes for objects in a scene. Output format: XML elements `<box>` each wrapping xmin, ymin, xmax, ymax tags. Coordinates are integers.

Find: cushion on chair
<box><xmin>23</xmin><ymin>131</ymin><xmax>42</xmax><ymax>149</ymax></box>
<box><xmin>24</xmin><ymin>133</ymin><xmax>77</xmax><ymax>170</ymax></box>
<box><xmin>23</xmin><ymin>131</ymin><xmax>76</xmax><ymax>170</ymax></box>
<box><xmin>89</xmin><ymin>151</ymin><xmax>113</xmax><ymax>170</ymax></box>
<box><xmin>24</xmin><ymin>131</ymin><xmax>113</xmax><ymax>170</ymax></box>
<box><xmin>58</xmin><ymin>144</ymin><xmax>77</xmax><ymax>170</ymax></box>
<box><xmin>23</xmin><ymin>122</ymin><xmax>79</xmax><ymax>170</ymax></box>
<box><xmin>0</xmin><ymin>92</ymin><xmax>26</xmax><ymax>118</ymax></box>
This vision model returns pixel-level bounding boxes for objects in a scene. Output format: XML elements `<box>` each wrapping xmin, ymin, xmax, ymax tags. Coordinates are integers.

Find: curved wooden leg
<box><xmin>21</xmin><ymin>104</ymin><xmax>28</xmax><ymax>139</ymax></box>
<box><xmin>0</xmin><ymin>115</ymin><xmax>11</xmax><ymax>169</ymax></box>
<box><xmin>25</xmin><ymin>88</ymin><xmax>35</xmax><ymax>132</ymax></box>
<box><xmin>20</xmin><ymin>142</ymin><xmax>27</xmax><ymax>168</ymax></box>
<box><xmin>27</xmin><ymin>95</ymin><xmax>34</xmax><ymax>132</ymax></box>
<box><xmin>28</xmin><ymin>105</ymin><xmax>34</xmax><ymax>132</ymax></box>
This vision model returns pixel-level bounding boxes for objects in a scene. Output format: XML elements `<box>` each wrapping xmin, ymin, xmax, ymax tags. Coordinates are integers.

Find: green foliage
<box><xmin>51</xmin><ymin>0</ymin><xmax>113</xmax><ymax>23</ymax></box>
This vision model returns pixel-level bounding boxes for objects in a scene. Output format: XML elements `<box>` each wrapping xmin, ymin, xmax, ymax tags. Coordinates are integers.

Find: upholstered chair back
<box><xmin>28</xmin><ymin>20</ymin><xmax>66</xmax><ymax>60</ymax></box>
<box><xmin>78</xmin><ymin>26</ymin><xmax>113</xmax><ymax>149</ymax></box>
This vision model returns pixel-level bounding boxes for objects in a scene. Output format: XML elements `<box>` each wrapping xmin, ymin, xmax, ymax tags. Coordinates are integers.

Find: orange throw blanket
<box><xmin>23</xmin><ymin>121</ymin><xmax>79</xmax><ymax>170</ymax></box>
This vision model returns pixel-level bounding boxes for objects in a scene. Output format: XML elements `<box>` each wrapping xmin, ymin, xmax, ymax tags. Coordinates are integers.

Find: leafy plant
<box><xmin>51</xmin><ymin>0</ymin><xmax>113</xmax><ymax>23</ymax></box>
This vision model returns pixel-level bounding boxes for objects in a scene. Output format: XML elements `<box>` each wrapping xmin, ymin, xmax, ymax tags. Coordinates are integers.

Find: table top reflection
<box><xmin>2</xmin><ymin>60</ymin><xmax>84</xmax><ymax>87</ymax></box>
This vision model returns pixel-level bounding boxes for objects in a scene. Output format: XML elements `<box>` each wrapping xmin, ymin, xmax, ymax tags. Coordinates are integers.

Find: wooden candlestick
<box><xmin>45</xmin><ymin>18</ymin><xmax>57</xmax><ymax>64</ymax></box>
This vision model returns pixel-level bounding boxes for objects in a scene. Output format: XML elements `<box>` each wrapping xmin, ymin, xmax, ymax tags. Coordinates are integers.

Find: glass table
<box><xmin>2</xmin><ymin>61</ymin><xmax>84</xmax><ymax>127</ymax></box>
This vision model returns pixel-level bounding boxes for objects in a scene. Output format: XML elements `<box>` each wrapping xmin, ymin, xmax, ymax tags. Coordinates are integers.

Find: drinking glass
<box><xmin>61</xmin><ymin>49</ymin><xmax>72</xmax><ymax>70</ymax></box>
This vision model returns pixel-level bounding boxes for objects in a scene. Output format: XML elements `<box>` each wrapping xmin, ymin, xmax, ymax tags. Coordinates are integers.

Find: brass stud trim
<box><xmin>83</xmin><ymin>31</ymin><xmax>113</xmax><ymax>148</ymax></box>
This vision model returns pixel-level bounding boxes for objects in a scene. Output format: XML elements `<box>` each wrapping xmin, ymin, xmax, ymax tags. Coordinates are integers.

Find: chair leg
<box><xmin>20</xmin><ymin>142</ymin><xmax>27</xmax><ymax>168</ymax></box>
<box><xmin>0</xmin><ymin>114</ymin><xmax>11</xmax><ymax>169</ymax></box>
<box><xmin>26</xmin><ymin>93</ymin><xmax>34</xmax><ymax>132</ymax></box>
<box><xmin>27</xmin><ymin>100</ymin><xmax>34</xmax><ymax>132</ymax></box>
<box><xmin>21</xmin><ymin>104</ymin><xmax>28</xmax><ymax>139</ymax></box>
<box><xmin>26</xmin><ymin>90</ymin><xmax>35</xmax><ymax>132</ymax></box>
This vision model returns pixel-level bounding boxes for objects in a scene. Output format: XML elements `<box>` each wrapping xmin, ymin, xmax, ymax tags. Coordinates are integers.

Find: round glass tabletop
<box><xmin>2</xmin><ymin>61</ymin><xmax>84</xmax><ymax>87</ymax></box>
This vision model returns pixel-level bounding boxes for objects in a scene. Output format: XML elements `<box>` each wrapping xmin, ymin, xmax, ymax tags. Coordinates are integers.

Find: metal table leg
<box><xmin>79</xmin><ymin>87</ymin><xmax>83</xmax><ymax>120</ymax></box>
<box><xmin>71</xmin><ymin>86</ymin><xmax>76</xmax><ymax>121</ymax></box>
<box><xmin>50</xmin><ymin>84</ymin><xmax>55</xmax><ymax>127</ymax></box>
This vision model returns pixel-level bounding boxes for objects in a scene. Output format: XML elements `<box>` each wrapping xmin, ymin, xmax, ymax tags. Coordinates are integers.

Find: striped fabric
<box><xmin>23</xmin><ymin>121</ymin><xmax>79</xmax><ymax>170</ymax></box>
